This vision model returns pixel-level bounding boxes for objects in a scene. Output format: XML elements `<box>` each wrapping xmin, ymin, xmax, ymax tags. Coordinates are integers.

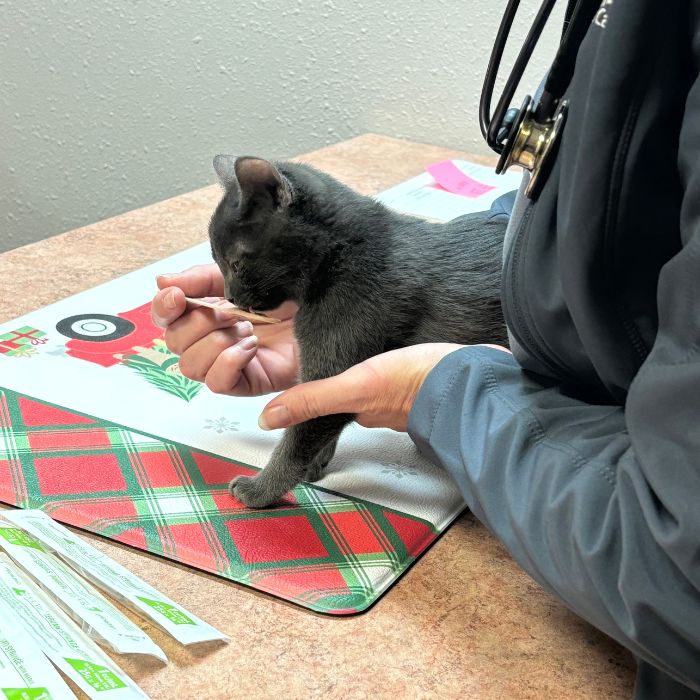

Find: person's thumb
<box><xmin>151</xmin><ymin>286</ymin><xmax>188</xmax><ymax>328</ymax></box>
<box><xmin>258</xmin><ymin>373</ymin><xmax>357</xmax><ymax>430</ymax></box>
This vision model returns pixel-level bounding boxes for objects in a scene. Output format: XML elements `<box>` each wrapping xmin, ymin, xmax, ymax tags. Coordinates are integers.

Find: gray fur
<box><xmin>208</xmin><ymin>155</ymin><xmax>508</xmax><ymax>508</ymax></box>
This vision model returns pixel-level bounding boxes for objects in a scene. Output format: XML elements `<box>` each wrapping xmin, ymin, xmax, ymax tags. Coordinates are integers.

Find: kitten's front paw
<box><xmin>303</xmin><ymin>463</ymin><xmax>324</xmax><ymax>482</ymax></box>
<box><xmin>229</xmin><ymin>475</ymin><xmax>277</xmax><ymax>509</ymax></box>
<box><xmin>302</xmin><ymin>441</ymin><xmax>336</xmax><ymax>483</ymax></box>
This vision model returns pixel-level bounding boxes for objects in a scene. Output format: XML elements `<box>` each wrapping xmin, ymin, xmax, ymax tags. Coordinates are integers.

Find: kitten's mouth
<box><xmin>231</xmin><ymin>290</ymin><xmax>287</xmax><ymax>313</ymax></box>
<box><xmin>249</xmin><ymin>306</ymin><xmax>277</xmax><ymax>316</ymax></box>
<box><xmin>230</xmin><ymin>300</ymin><xmax>271</xmax><ymax>314</ymax></box>
<box><xmin>226</xmin><ymin>297</ymin><xmax>259</xmax><ymax>312</ymax></box>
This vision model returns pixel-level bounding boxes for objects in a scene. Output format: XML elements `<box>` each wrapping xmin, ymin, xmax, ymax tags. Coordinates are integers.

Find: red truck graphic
<box><xmin>56</xmin><ymin>303</ymin><xmax>163</xmax><ymax>368</ymax></box>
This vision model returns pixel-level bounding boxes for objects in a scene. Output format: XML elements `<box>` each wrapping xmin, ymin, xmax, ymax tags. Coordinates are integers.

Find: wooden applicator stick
<box><xmin>185</xmin><ymin>297</ymin><xmax>281</xmax><ymax>324</ymax></box>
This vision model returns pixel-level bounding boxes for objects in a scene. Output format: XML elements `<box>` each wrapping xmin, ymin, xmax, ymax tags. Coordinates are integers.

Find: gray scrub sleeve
<box><xmin>407</xmin><ymin>344</ymin><xmax>700</xmax><ymax>695</ymax></box>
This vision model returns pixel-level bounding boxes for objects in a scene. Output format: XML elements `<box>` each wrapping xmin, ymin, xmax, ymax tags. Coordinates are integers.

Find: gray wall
<box><xmin>1</xmin><ymin>1</ymin><xmax>564</xmax><ymax>253</ymax></box>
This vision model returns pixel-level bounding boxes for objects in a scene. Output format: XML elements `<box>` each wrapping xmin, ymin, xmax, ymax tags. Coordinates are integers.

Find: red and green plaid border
<box><xmin>0</xmin><ymin>386</ymin><xmax>439</xmax><ymax>615</ymax></box>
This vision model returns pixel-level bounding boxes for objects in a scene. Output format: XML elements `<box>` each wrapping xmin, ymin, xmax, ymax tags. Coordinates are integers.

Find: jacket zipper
<box><xmin>502</xmin><ymin>200</ymin><xmax>576</xmax><ymax>381</ymax></box>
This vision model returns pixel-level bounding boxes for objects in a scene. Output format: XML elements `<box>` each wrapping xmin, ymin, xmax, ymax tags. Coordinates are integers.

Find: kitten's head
<box><xmin>209</xmin><ymin>155</ymin><xmax>309</xmax><ymax>311</ymax></box>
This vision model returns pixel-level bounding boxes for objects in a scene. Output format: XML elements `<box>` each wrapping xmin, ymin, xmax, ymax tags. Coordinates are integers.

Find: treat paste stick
<box><xmin>185</xmin><ymin>297</ymin><xmax>280</xmax><ymax>324</ymax></box>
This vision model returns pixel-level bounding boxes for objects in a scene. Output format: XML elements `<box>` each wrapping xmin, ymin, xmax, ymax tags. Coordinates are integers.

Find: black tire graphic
<box><xmin>56</xmin><ymin>314</ymin><xmax>135</xmax><ymax>343</ymax></box>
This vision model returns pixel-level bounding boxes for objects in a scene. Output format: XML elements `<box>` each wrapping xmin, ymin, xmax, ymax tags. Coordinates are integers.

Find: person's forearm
<box><xmin>408</xmin><ymin>346</ymin><xmax>700</xmax><ymax>692</ymax></box>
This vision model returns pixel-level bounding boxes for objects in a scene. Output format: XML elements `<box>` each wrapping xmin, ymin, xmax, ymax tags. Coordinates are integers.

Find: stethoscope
<box><xmin>480</xmin><ymin>0</ymin><xmax>602</xmax><ymax>198</ymax></box>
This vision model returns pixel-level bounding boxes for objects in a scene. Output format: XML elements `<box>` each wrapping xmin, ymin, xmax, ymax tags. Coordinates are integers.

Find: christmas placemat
<box><xmin>0</xmin><ymin>243</ymin><xmax>465</xmax><ymax>615</ymax></box>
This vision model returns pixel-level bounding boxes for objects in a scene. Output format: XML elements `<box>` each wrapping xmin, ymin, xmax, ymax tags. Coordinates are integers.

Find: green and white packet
<box><xmin>2</xmin><ymin>511</ymin><xmax>228</xmax><ymax>646</ymax></box>
<box><xmin>0</xmin><ymin>555</ymin><xmax>149</xmax><ymax>700</ymax></box>
<box><xmin>0</xmin><ymin>524</ymin><xmax>166</xmax><ymax>663</ymax></box>
<box><xmin>0</xmin><ymin>598</ymin><xmax>76</xmax><ymax>700</ymax></box>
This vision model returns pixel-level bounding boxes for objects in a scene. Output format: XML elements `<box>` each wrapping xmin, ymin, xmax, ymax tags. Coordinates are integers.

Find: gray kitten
<box><xmin>209</xmin><ymin>155</ymin><xmax>507</xmax><ymax>508</ymax></box>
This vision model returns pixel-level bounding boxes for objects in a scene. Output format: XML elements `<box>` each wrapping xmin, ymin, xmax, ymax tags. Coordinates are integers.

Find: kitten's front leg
<box><xmin>230</xmin><ymin>414</ymin><xmax>350</xmax><ymax>508</ymax></box>
<box><xmin>231</xmin><ymin>303</ymin><xmax>384</xmax><ymax>508</ymax></box>
<box><xmin>304</xmin><ymin>437</ymin><xmax>339</xmax><ymax>482</ymax></box>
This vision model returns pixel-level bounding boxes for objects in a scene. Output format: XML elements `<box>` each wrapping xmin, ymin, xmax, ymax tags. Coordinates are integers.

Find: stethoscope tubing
<box><xmin>479</xmin><ymin>0</ymin><xmax>558</xmax><ymax>153</ymax></box>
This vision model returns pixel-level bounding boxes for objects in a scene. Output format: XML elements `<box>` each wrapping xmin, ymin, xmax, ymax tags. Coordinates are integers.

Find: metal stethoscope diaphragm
<box><xmin>479</xmin><ymin>0</ymin><xmax>602</xmax><ymax>198</ymax></box>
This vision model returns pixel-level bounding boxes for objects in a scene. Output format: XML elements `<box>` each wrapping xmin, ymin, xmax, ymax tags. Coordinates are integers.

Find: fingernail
<box><xmin>258</xmin><ymin>405</ymin><xmax>290</xmax><ymax>431</ymax></box>
<box><xmin>165</xmin><ymin>289</ymin><xmax>178</xmax><ymax>310</ymax></box>
<box><xmin>238</xmin><ymin>335</ymin><xmax>257</xmax><ymax>351</ymax></box>
<box><xmin>238</xmin><ymin>321</ymin><xmax>254</xmax><ymax>336</ymax></box>
<box><xmin>157</xmin><ymin>273</ymin><xmax>178</xmax><ymax>279</ymax></box>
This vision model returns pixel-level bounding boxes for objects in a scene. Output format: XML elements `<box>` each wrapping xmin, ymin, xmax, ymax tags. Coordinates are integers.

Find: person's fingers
<box><xmin>203</xmin><ymin>336</ymin><xmax>259</xmax><ymax>395</ymax></box>
<box><xmin>258</xmin><ymin>366</ymin><xmax>369</xmax><ymax>430</ymax></box>
<box><xmin>177</xmin><ymin>323</ymin><xmax>255</xmax><ymax>381</ymax></box>
<box><xmin>164</xmin><ymin>307</ymin><xmax>250</xmax><ymax>355</ymax></box>
<box><xmin>151</xmin><ymin>286</ymin><xmax>188</xmax><ymax>328</ymax></box>
<box><xmin>156</xmin><ymin>264</ymin><xmax>225</xmax><ymax>297</ymax></box>
<box><xmin>152</xmin><ymin>264</ymin><xmax>225</xmax><ymax>328</ymax></box>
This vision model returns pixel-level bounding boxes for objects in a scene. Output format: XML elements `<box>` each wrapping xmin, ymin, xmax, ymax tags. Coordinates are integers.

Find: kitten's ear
<box><xmin>213</xmin><ymin>154</ymin><xmax>292</xmax><ymax>211</ymax></box>
<box><xmin>234</xmin><ymin>157</ymin><xmax>292</xmax><ymax>209</ymax></box>
<box><xmin>213</xmin><ymin>154</ymin><xmax>238</xmax><ymax>190</ymax></box>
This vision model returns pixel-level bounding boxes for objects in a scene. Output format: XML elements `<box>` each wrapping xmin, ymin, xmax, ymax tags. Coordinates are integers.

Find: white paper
<box><xmin>0</xmin><ymin>555</ymin><xmax>149</xmax><ymax>700</ymax></box>
<box><xmin>3</xmin><ymin>511</ymin><xmax>228</xmax><ymax>646</ymax></box>
<box><xmin>374</xmin><ymin>159</ymin><xmax>521</xmax><ymax>221</ymax></box>
<box><xmin>0</xmin><ymin>525</ymin><xmax>166</xmax><ymax>663</ymax></box>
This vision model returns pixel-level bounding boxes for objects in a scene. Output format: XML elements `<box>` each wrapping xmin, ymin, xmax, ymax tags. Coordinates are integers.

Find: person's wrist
<box><xmin>406</xmin><ymin>345</ymin><xmax>469</xmax><ymax>434</ymax></box>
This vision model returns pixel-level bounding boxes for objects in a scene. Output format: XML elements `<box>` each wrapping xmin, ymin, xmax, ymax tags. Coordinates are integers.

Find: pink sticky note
<box><xmin>426</xmin><ymin>160</ymin><xmax>496</xmax><ymax>198</ymax></box>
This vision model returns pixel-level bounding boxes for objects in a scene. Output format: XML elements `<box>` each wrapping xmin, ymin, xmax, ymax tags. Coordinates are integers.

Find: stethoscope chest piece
<box><xmin>496</xmin><ymin>96</ymin><xmax>569</xmax><ymax>198</ymax></box>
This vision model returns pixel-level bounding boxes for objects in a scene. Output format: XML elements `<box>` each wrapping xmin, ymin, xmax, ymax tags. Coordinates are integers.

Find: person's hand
<box><xmin>151</xmin><ymin>264</ymin><xmax>300</xmax><ymax>395</ymax></box>
<box><xmin>258</xmin><ymin>343</ymin><xmax>509</xmax><ymax>433</ymax></box>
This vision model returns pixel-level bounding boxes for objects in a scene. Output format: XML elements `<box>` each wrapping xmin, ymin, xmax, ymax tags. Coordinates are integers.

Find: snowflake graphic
<box><xmin>381</xmin><ymin>463</ymin><xmax>418</xmax><ymax>479</ymax></box>
<box><xmin>203</xmin><ymin>417</ymin><xmax>240</xmax><ymax>434</ymax></box>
